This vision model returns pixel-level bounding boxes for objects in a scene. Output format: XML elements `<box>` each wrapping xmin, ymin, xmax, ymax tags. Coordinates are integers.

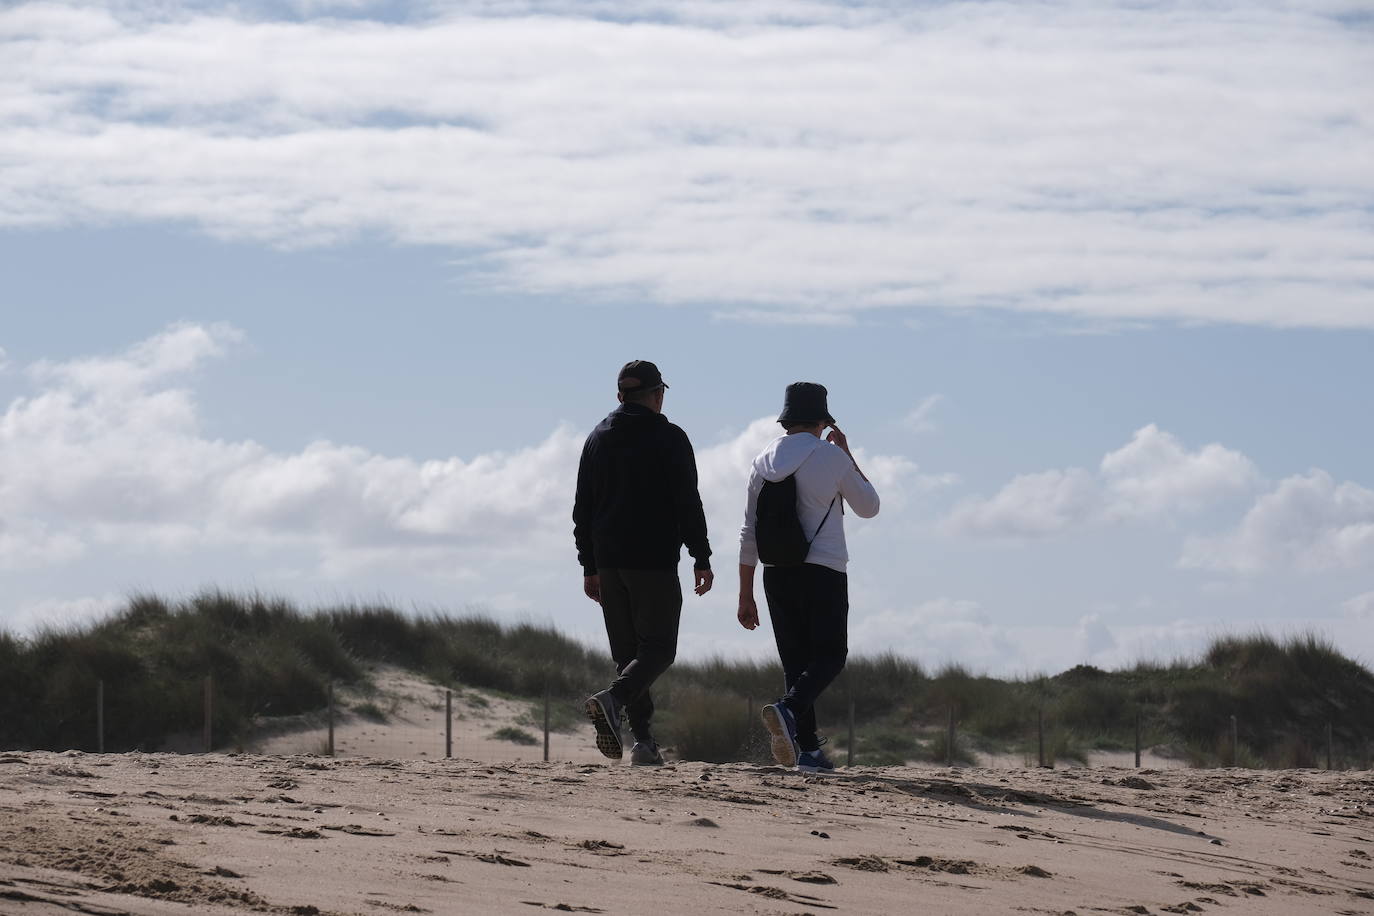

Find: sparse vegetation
<box><xmin>657</xmin><ymin>686</ymin><xmax>769</xmax><ymax>764</ymax></box>
<box><xmin>516</xmin><ymin>700</ymin><xmax>581</xmax><ymax>735</ymax></box>
<box><xmin>351</xmin><ymin>702</ymin><xmax>388</xmax><ymax>722</ymax></box>
<box><xmin>489</xmin><ymin>726</ymin><xmax>539</xmax><ymax>746</ymax></box>
<box><xmin>2</xmin><ymin>593</ymin><xmax>1371</xmax><ymax>770</ymax></box>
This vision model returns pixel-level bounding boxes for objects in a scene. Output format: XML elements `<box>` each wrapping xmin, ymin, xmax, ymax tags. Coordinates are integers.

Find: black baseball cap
<box><xmin>617</xmin><ymin>359</ymin><xmax>669</xmax><ymax>393</ymax></box>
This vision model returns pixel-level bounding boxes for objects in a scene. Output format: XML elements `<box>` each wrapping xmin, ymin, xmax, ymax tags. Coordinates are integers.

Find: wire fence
<box><xmin>15</xmin><ymin>675</ymin><xmax>602</xmax><ymax>764</ymax></box>
<box><xmin>9</xmin><ymin>673</ymin><xmax>1371</xmax><ymax>771</ymax></box>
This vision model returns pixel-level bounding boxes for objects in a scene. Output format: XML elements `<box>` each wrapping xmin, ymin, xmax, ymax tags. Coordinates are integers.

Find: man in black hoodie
<box><xmin>574</xmin><ymin>360</ymin><xmax>713</xmax><ymax>765</ymax></box>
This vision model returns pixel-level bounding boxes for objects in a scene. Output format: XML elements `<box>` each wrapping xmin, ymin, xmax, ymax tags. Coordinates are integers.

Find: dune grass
<box><xmin>489</xmin><ymin>726</ymin><xmax>540</xmax><ymax>746</ymax></box>
<box><xmin>2</xmin><ymin>592</ymin><xmax>1371</xmax><ymax>769</ymax></box>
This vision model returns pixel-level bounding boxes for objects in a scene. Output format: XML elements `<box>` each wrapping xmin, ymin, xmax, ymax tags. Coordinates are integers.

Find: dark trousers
<box><xmin>597</xmin><ymin>567</ymin><xmax>683</xmax><ymax>742</ymax></box>
<box><xmin>762</xmin><ymin>563</ymin><xmax>849</xmax><ymax>752</ymax></box>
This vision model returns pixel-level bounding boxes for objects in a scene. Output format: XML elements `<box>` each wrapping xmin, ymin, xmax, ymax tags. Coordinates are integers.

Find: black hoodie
<box><xmin>573</xmin><ymin>403</ymin><xmax>712</xmax><ymax>576</ymax></box>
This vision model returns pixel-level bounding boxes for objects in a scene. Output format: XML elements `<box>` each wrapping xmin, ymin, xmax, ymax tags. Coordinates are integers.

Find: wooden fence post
<box><xmin>203</xmin><ymin>675</ymin><xmax>213</xmax><ymax>753</ymax></box>
<box><xmin>1327</xmin><ymin>721</ymin><xmax>1334</xmax><ymax>771</ymax></box>
<box><xmin>543</xmin><ymin>687</ymin><xmax>551</xmax><ymax>763</ymax></box>
<box><xmin>946</xmin><ymin>707</ymin><xmax>955</xmax><ymax>767</ymax></box>
<box><xmin>1037</xmin><ymin>707</ymin><xmax>1045</xmax><ymax>768</ymax></box>
<box><xmin>1134</xmin><ymin>708</ymin><xmax>1141</xmax><ymax>769</ymax></box>
<box><xmin>327</xmin><ymin>681</ymin><xmax>335</xmax><ymax>757</ymax></box>
<box><xmin>847</xmin><ymin>693</ymin><xmax>855</xmax><ymax>769</ymax></box>
<box><xmin>445</xmin><ymin>690</ymin><xmax>453</xmax><ymax>759</ymax></box>
<box><xmin>96</xmin><ymin>680</ymin><xmax>105</xmax><ymax>754</ymax></box>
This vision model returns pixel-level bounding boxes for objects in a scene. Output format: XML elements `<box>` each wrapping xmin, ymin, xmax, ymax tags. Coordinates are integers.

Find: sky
<box><xmin>2</xmin><ymin>0</ymin><xmax>1372</xmax><ymax>675</ymax></box>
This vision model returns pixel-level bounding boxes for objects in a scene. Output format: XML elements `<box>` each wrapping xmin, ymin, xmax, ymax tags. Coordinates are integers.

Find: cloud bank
<box><xmin>1182</xmin><ymin>471</ymin><xmax>1374</xmax><ymax>573</ymax></box>
<box><xmin>3</xmin><ymin>1</ymin><xmax>1371</xmax><ymax>326</ymax></box>
<box><xmin>946</xmin><ymin>424</ymin><xmax>1260</xmax><ymax>539</ymax></box>
<box><xmin>0</xmin><ymin>324</ymin><xmax>585</xmax><ymax>578</ymax></box>
<box><xmin>6</xmin><ymin>324</ymin><xmax>1373</xmax><ymax>671</ymax></box>
<box><xmin>947</xmin><ymin>420</ymin><xmax>1374</xmax><ymax>588</ymax></box>
<box><xmin>0</xmin><ymin>323</ymin><xmax>924</xmax><ymax>593</ymax></box>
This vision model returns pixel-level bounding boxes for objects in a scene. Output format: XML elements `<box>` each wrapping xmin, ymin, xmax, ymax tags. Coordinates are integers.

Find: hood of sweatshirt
<box><xmin>753</xmin><ymin>432</ymin><xmax>823</xmax><ymax>482</ymax></box>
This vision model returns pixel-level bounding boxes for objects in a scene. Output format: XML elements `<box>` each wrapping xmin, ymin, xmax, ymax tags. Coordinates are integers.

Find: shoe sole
<box><xmin>761</xmin><ymin>705</ymin><xmax>799</xmax><ymax>767</ymax></box>
<box><xmin>630</xmin><ymin>756</ymin><xmax>664</xmax><ymax>766</ymax></box>
<box><xmin>585</xmin><ymin>697</ymin><xmax>623</xmax><ymax>759</ymax></box>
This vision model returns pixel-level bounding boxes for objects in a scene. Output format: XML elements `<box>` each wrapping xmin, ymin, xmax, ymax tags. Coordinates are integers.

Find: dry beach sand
<box><xmin>3</xmin><ymin>748</ymin><xmax>1373</xmax><ymax>916</ymax></box>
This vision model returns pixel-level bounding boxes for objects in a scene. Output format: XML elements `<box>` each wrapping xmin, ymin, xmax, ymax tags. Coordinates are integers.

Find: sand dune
<box><xmin>2</xmin><ymin>748</ymin><xmax>1371</xmax><ymax>916</ymax></box>
<box><xmin>237</xmin><ymin>666</ymin><xmax>1190</xmax><ymax>771</ymax></box>
<box><xmin>242</xmin><ymin>668</ymin><xmax>606</xmax><ymax>764</ymax></box>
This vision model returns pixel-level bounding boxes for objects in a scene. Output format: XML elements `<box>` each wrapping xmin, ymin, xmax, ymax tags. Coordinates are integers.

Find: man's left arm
<box><xmin>667</xmin><ymin>426</ymin><xmax>713</xmax><ymax>595</ymax></box>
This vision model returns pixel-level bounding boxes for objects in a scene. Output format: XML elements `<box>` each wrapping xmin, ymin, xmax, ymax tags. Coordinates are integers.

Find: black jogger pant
<box><xmin>762</xmin><ymin>562</ymin><xmax>849</xmax><ymax>752</ymax></box>
<box><xmin>597</xmin><ymin>567</ymin><xmax>683</xmax><ymax>742</ymax></box>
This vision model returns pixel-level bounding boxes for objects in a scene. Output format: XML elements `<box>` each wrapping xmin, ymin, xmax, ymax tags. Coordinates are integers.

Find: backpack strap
<box><xmin>810</xmin><ymin>495</ymin><xmax>838</xmax><ymax>543</ymax></box>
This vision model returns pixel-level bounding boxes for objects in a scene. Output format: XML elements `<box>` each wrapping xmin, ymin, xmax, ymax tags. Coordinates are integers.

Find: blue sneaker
<box><xmin>797</xmin><ymin>742</ymin><xmax>836</xmax><ymax>775</ymax></box>
<box><xmin>585</xmin><ymin>690</ymin><xmax>623</xmax><ymax>759</ymax></box>
<box><xmin>762</xmin><ymin>702</ymin><xmax>800</xmax><ymax>767</ymax></box>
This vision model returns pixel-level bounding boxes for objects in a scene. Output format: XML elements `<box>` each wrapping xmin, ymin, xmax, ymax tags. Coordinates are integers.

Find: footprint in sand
<box><xmin>519</xmin><ymin>903</ymin><xmax>604</xmax><ymax>913</ymax></box>
<box><xmin>574</xmin><ymin>839</ymin><xmax>626</xmax><ymax>855</ymax></box>
<box><xmin>759</xmin><ymin>868</ymin><xmax>837</xmax><ymax>885</ymax></box>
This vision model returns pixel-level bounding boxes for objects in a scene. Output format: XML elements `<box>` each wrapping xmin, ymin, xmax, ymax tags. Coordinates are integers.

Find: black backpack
<box><xmin>755</xmin><ymin>475</ymin><xmax>838</xmax><ymax>567</ymax></box>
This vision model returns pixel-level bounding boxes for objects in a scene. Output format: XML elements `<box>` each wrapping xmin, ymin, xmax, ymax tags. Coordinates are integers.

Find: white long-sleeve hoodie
<box><xmin>739</xmin><ymin>432</ymin><xmax>880</xmax><ymax>573</ymax></box>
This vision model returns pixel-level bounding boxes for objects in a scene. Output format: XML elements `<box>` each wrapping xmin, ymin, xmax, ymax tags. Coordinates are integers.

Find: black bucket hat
<box><xmin>617</xmin><ymin>359</ymin><xmax>669</xmax><ymax>394</ymax></box>
<box><xmin>778</xmin><ymin>382</ymin><xmax>835</xmax><ymax>426</ymax></box>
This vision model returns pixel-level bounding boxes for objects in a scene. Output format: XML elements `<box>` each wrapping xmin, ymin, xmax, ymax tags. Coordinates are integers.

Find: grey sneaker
<box><xmin>630</xmin><ymin>739</ymin><xmax>664</xmax><ymax>766</ymax></box>
<box><xmin>585</xmin><ymin>690</ymin><xmax>623</xmax><ymax>759</ymax></box>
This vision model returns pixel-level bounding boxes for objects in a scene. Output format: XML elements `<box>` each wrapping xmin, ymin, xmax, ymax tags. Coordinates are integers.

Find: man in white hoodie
<box><xmin>738</xmin><ymin>382</ymin><xmax>880</xmax><ymax>773</ymax></box>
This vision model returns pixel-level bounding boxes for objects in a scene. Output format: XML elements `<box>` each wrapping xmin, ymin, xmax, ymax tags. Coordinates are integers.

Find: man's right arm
<box><xmin>572</xmin><ymin>435</ymin><xmax>599</xmax><ymax>582</ymax></box>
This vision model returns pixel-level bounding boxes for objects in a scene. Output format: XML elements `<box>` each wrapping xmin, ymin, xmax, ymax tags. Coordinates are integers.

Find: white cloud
<box><xmin>0</xmin><ymin>519</ymin><xmax>87</xmax><ymax>571</ymax></box>
<box><xmin>853</xmin><ymin>601</ymin><xmax>1374</xmax><ymax>675</ymax></box>
<box><xmin>852</xmin><ymin>597</ymin><xmax>1018</xmax><ymax>671</ymax></box>
<box><xmin>946</xmin><ymin>468</ymin><xmax>1099</xmax><ymax>539</ymax></box>
<box><xmin>946</xmin><ymin>425</ymin><xmax>1260</xmax><ymax>539</ymax></box>
<box><xmin>900</xmin><ymin>394</ymin><xmax>942</xmax><ymax>435</ymax></box>
<box><xmin>1074</xmin><ymin>613</ymin><xmax>1117</xmax><ymax>660</ymax></box>
<box><xmin>0</xmin><ymin>324</ymin><xmax>584</xmax><ymax>576</ymax></box>
<box><xmin>9</xmin><ymin>594</ymin><xmax>124</xmax><ymax>634</ymax></box>
<box><xmin>1100</xmin><ymin>424</ymin><xmax>1260</xmax><ymax>520</ymax></box>
<box><xmin>28</xmin><ymin>322</ymin><xmax>243</xmax><ymax>396</ymax></box>
<box><xmin>2</xmin><ymin>2</ymin><xmax>1371</xmax><ymax>326</ymax></box>
<box><xmin>1343</xmin><ymin>591</ymin><xmax>1374</xmax><ymax>621</ymax></box>
<box><xmin>1181</xmin><ymin>471</ymin><xmax>1374</xmax><ymax>573</ymax></box>
<box><xmin>712</xmin><ymin>310</ymin><xmax>856</xmax><ymax>327</ymax></box>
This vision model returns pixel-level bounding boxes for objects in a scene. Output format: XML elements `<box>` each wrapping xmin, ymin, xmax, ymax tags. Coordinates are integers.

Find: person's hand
<box><xmin>583</xmin><ymin>574</ymin><xmax>601</xmax><ymax>603</ymax></box>
<box><xmin>737</xmin><ymin>594</ymin><xmax>759</xmax><ymax>630</ymax></box>
<box><xmin>693</xmin><ymin>568</ymin><xmax>714</xmax><ymax>596</ymax></box>
<box><xmin>826</xmin><ymin>425</ymin><xmax>851</xmax><ymax>454</ymax></box>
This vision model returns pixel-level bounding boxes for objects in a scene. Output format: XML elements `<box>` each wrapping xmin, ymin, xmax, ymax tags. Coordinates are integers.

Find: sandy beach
<box><xmin>2</xmin><ymin>747</ymin><xmax>1371</xmax><ymax>916</ymax></box>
